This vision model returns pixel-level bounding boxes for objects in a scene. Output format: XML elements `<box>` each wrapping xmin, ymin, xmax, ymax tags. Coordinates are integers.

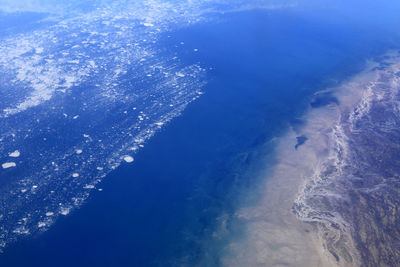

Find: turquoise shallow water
<box><xmin>0</xmin><ymin>2</ymin><xmax>400</xmax><ymax>266</ymax></box>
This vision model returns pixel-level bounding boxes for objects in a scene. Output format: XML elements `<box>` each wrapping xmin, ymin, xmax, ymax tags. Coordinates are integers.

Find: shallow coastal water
<box><xmin>0</xmin><ymin>1</ymin><xmax>400</xmax><ymax>267</ymax></box>
<box><xmin>221</xmin><ymin>54</ymin><xmax>400</xmax><ymax>266</ymax></box>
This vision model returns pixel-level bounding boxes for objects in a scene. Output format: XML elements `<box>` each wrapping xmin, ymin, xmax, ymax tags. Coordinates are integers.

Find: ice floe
<box><xmin>2</xmin><ymin>162</ymin><xmax>16</xmax><ymax>169</ymax></box>
<box><xmin>60</xmin><ymin>207</ymin><xmax>71</xmax><ymax>216</ymax></box>
<box><xmin>123</xmin><ymin>156</ymin><xmax>134</xmax><ymax>163</ymax></box>
<box><xmin>9</xmin><ymin>150</ymin><xmax>20</xmax><ymax>157</ymax></box>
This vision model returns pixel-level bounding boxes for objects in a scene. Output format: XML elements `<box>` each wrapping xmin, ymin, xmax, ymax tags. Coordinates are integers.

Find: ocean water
<box><xmin>1</xmin><ymin>1</ymin><xmax>400</xmax><ymax>267</ymax></box>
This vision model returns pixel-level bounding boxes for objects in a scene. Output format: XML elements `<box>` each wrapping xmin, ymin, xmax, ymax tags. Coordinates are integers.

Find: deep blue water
<box><xmin>1</xmin><ymin>5</ymin><xmax>400</xmax><ymax>267</ymax></box>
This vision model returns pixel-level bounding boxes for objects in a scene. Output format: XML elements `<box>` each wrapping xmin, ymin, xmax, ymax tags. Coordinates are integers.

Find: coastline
<box><xmin>222</xmin><ymin>51</ymin><xmax>400</xmax><ymax>266</ymax></box>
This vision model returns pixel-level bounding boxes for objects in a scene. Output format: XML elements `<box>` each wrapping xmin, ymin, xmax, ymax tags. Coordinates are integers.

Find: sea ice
<box><xmin>123</xmin><ymin>156</ymin><xmax>134</xmax><ymax>163</ymax></box>
<box><xmin>2</xmin><ymin>162</ymin><xmax>16</xmax><ymax>169</ymax></box>
<box><xmin>142</xmin><ymin>22</ymin><xmax>154</xmax><ymax>27</ymax></box>
<box><xmin>60</xmin><ymin>208</ymin><xmax>70</xmax><ymax>215</ymax></box>
<box><xmin>9</xmin><ymin>150</ymin><xmax>20</xmax><ymax>157</ymax></box>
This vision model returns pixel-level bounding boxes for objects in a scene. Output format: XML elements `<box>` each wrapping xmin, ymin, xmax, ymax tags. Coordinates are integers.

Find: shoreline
<box><xmin>222</xmin><ymin>51</ymin><xmax>400</xmax><ymax>266</ymax></box>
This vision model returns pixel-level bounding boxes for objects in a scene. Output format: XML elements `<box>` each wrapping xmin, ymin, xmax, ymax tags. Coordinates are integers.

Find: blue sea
<box><xmin>0</xmin><ymin>1</ymin><xmax>400</xmax><ymax>266</ymax></box>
